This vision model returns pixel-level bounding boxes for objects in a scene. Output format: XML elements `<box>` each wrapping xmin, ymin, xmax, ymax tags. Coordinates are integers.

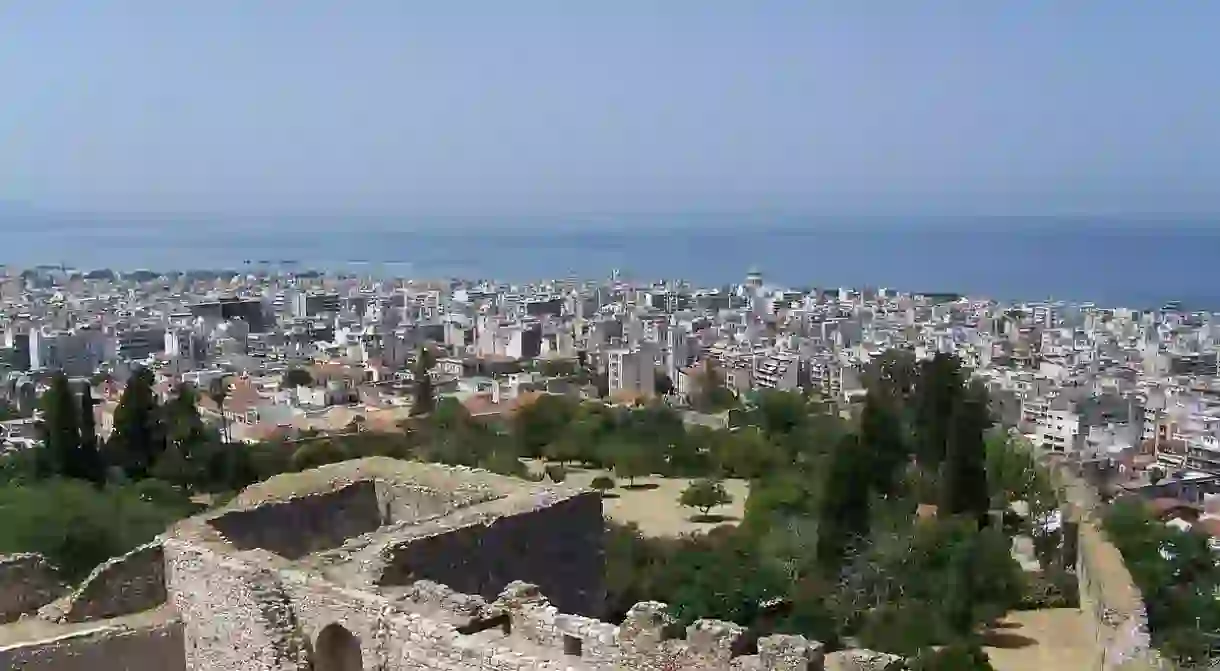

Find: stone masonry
<box><xmin>163</xmin><ymin>457</ymin><xmax>828</xmax><ymax>671</ymax></box>
<box><xmin>0</xmin><ymin>554</ymin><xmax>64</xmax><ymax>624</ymax></box>
<box><xmin>0</xmin><ymin>457</ymin><xmax>865</xmax><ymax>670</ymax></box>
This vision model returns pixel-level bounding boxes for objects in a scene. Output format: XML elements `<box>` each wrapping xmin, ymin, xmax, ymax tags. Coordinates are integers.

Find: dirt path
<box><xmin>984</xmin><ymin>608</ymin><xmax>1097</xmax><ymax>671</ymax></box>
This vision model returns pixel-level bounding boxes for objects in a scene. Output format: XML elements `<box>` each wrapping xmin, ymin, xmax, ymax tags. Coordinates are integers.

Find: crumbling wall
<box><xmin>0</xmin><ymin>554</ymin><xmax>64</xmax><ymax>624</ymax></box>
<box><xmin>1052</xmin><ymin>461</ymin><xmax>1171</xmax><ymax>671</ymax></box>
<box><xmin>164</xmin><ymin>539</ymin><xmax>311</xmax><ymax>671</ymax></box>
<box><xmin>489</xmin><ymin>581</ymin><xmax>826</xmax><ymax>671</ymax></box>
<box><xmin>1075</xmin><ymin>520</ymin><xmax>1169</xmax><ymax>671</ymax></box>
<box><xmin>373</xmin><ymin>480</ymin><xmax>490</xmax><ymax>524</ymax></box>
<box><xmin>208</xmin><ymin>480</ymin><xmax>384</xmax><ymax>559</ymax></box>
<box><xmin>0</xmin><ymin>620</ymin><xmax>185</xmax><ymax>671</ymax></box>
<box><xmin>377</xmin><ymin>492</ymin><xmax>605</xmax><ymax>616</ymax></box>
<box><xmin>168</xmin><ymin>542</ymin><xmax>856</xmax><ymax>671</ymax></box>
<box><xmin>39</xmin><ymin>541</ymin><xmax>166</xmax><ymax>623</ymax></box>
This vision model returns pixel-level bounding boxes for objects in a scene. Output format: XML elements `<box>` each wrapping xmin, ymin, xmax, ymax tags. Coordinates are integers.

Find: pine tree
<box><xmin>38</xmin><ymin>372</ymin><xmax>80</xmax><ymax>478</ymax></box>
<box><xmin>107</xmin><ymin>367</ymin><xmax>164</xmax><ymax>479</ymax></box>
<box><xmin>940</xmin><ymin>382</ymin><xmax>993</xmax><ymax>522</ymax></box>
<box><xmin>411</xmin><ymin>347</ymin><xmax>436</xmax><ymax>416</ymax></box>
<box><xmin>77</xmin><ymin>383</ymin><xmax>105</xmax><ymax>486</ymax></box>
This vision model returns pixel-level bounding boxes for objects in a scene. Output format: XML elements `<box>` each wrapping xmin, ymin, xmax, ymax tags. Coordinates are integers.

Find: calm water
<box><xmin>3</xmin><ymin>213</ymin><xmax>1220</xmax><ymax>309</ymax></box>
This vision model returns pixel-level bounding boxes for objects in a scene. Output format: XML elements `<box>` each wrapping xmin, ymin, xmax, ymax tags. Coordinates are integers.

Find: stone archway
<box><xmin>315</xmin><ymin>623</ymin><xmax>363</xmax><ymax>671</ymax></box>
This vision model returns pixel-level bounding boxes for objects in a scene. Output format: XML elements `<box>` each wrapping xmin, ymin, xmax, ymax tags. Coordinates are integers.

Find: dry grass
<box><xmin>524</xmin><ymin>460</ymin><xmax>749</xmax><ymax>537</ymax></box>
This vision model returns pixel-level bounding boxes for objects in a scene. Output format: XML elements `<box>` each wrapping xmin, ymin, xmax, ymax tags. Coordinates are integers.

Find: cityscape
<box><xmin>3</xmin><ymin>3</ymin><xmax>1219</xmax><ymax>671</ymax></box>
<box><xmin>0</xmin><ymin>263</ymin><xmax>1215</xmax><ymax>670</ymax></box>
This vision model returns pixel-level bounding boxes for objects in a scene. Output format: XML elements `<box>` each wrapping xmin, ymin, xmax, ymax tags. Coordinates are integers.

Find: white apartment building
<box><xmin>1024</xmin><ymin>396</ymin><xmax>1083</xmax><ymax>454</ymax></box>
<box><xmin>753</xmin><ymin>352</ymin><xmax>801</xmax><ymax>391</ymax></box>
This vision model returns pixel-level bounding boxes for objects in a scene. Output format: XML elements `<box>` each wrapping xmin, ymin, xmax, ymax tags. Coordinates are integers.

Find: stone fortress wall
<box><xmin>0</xmin><ymin>456</ymin><xmax>993</xmax><ymax>671</ymax></box>
<box><xmin>1050</xmin><ymin>458</ymin><xmax>1173</xmax><ymax>671</ymax></box>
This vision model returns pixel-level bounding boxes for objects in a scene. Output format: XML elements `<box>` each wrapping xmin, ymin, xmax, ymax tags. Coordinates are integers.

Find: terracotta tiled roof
<box><xmin>225</xmin><ymin>380</ymin><xmax>263</xmax><ymax>414</ymax></box>
<box><xmin>1147</xmin><ymin>497</ymin><xmax>1201</xmax><ymax>520</ymax></box>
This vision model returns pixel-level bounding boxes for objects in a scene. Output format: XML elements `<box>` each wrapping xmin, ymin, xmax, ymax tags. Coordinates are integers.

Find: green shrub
<box><xmin>544</xmin><ymin>463</ymin><xmax>568</xmax><ymax>483</ymax></box>
<box><xmin>0</xmin><ymin>479</ymin><xmax>193</xmax><ymax>580</ymax></box>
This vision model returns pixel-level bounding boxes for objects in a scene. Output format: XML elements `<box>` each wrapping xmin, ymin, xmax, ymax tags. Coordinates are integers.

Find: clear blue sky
<box><xmin>1</xmin><ymin>2</ymin><xmax>1217</xmax><ymax>218</ymax></box>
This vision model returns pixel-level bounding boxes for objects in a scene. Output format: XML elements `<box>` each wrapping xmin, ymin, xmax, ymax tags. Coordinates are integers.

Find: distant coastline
<box><xmin>2</xmin><ymin>214</ymin><xmax>1219</xmax><ymax>311</ymax></box>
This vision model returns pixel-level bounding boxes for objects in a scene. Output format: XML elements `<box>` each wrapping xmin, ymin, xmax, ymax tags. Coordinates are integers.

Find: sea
<box><xmin>3</xmin><ymin>212</ymin><xmax>1220</xmax><ymax>311</ymax></box>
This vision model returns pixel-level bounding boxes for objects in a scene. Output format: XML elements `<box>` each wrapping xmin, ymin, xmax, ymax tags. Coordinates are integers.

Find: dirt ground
<box><xmin>524</xmin><ymin>460</ymin><xmax>750</xmax><ymax>537</ymax></box>
<box><xmin>983</xmin><ymin>608</ymin><xmax>1096</xmax><ymax>671</ymax></box>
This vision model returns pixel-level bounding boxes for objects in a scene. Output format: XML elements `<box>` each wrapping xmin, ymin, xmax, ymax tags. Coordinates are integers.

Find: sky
<box><xmin>1</xmin><ymin>2</ymin><xmax>1218</xmax><ymax>219</ymax></box>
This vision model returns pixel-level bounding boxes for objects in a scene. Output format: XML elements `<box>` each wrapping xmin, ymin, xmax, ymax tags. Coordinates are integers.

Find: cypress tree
<box><xmin>166</xmin><ymin>383</ymin><xmax>206</xmax><ymax>449</ymax></box>
<box><xmin>860</xmin><ymin>387</ymin><xmax>909</xmax><ymax>497</ymax></box>
<box><xmin>38</xmin><ymin>372</ymin><xmax>79</xmax><ymax>478</ymax></box>
<box><xmin>913</xmin><ymin>353</ymin><xmax>963</xmax><ymax>468</ymax></box>
<box><xmin>816</xmin><ymin>433</ymin><xmax>874</xmax><ymax>572</ymax></box>
<box><xmin>940</xmin><ymin>381</ymin><xmax>993</xmax><ymax>522</ymax></box>
<box><xmin>411</xmin><ymin>347</ymin><xmax>436</xmax><ymax>416</ymax></box>
<box><xmin>108</xmin><ymin>367</ymin><xmax>163</xmax><ymax>479</ymax></box>
<box><xmin>77</xmin><ymin>383</ymin><xmax>105</xmax><ymax>485</ymax></box>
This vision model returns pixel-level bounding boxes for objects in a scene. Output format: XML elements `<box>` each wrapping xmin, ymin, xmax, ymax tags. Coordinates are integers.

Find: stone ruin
<box><xmin>0</xmin><ymin>457</ymin><xmax>902</xmax><ymax>671</ymax></box>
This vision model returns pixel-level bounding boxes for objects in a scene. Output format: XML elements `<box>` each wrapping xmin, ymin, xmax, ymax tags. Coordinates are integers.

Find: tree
<box><xmin>77</xmin><ymin>384</ymin><xmax>106</xmax><ymax>486</ymax></box>
<box><xmin>659</xmin><ymin>532</ymin><xmax>790</xmax><ymax>628</ymax></box>
<box><xmin>291</xmin><ymin>440</ymin><xmax>351</xmax><ymax>472</ymax></box>
<box><xmin>165</xmin><ymin>383</ymin><xmax>207</xmax><ymax>451</ymax></box>
<box><xmin>544</xmin><ymin>435</ymin><xmax>582</xmax><ymax>466</ymax></box>
<box><xmin>591</xmin><ymin>475</ymin><xmax>616</xmax><ymax>496</ymax></box>
<box><xmin>151</xmin><ymin>442</ymin><xmax>198</xmax><ymax>490</ymax></box>
<box><xmin>692</xmin><ymin>359</ymin><xmax>736</xmax><ymax>413</ymax></box>
<box><xmin>411</xmin><ymin>347</ymin><xmax>437</xmax><ymax>416</ymax></box>
<box><xmin>680</xmin><ymin>478</ymin><xmax>733</xmax><ymax>517</ymax></box>
<box><xmin>208</xmin><ymin>377</ymin><xmax>230</xmax><ymax>444</ymax></box>
<box><xmin>107</xmin><ymin>367</ymin><xmax>164</xmax><ymax>480</ymax></box>
<box><xmin>543</xmin><ymin>463</ymin><xmax>567</xmax><ymax>483</ymax></box>
<box><xmin>748</xmin><ymin>390</ymin><xmax>809</xmax><ymax>438</ymax></box>
<box><xmin>654</xmin><ymin>369</ymin><xmax>675</xmax><ymax>396</ymax></box>
<box><xmin>913</xmin><ymin>353</ymin><xmax>964</xmax><ymax>469</ymax></box>
<box><xmin>281</xmin><ymin>367</ymin><xmax>313</xmax><ymax>389</ymax></box>
<box><xmin>816</xmin><ymin>433</ymin><xmax>873</xmax><ymax>572</ymax></box>
<box><xmin>710</xmin><ymin>426</ymin><xmax>785</xmax><ymax>479</ymax></box>
<box><xmin>514</xmin><ymin>394</ymin><xmax>578</xmax><ymax>457</ymax></box>
<box><xmin>38</xmin><ymin>372</ymin><xmax>80</xmax><ymax>479</ymax></box>
<box><xmin>940</xmin><ymin>382</ymin><xmax>992</xmax><ymax>522</ymax></box>
<box><xmin>864</xmin><ymin>348</ymin><xmax>918</xmax><ymax>401</ymax></box>
<box><xmin>860</xmin><ymin>387</ymin><xmax>909</xmax><ymax>498</ymax></box>
<box><xmin>611</xmin><ymin>440</ymin><xmax>654</xmax><ymax>487</ymax></box>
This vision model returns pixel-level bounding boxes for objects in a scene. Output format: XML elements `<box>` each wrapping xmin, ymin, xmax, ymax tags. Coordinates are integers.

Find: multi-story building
<box><xmin>753</xmin><ymin>352</ymin><xmax>801</xmax><ymax>391</ymax></box>
<box><xmin>605</xmin><ymin>348</ymin><xmax>654</xmax><ymax>399</ymax></box>
<box><xmin>190</xmin><ymin>297</ymin><xmax>269</xmax><ymax>332</ymax></box>
<box><xmin>293</xmin><ymin>291</ymin><xmax>342</xmax><ymax>318</ymax></box>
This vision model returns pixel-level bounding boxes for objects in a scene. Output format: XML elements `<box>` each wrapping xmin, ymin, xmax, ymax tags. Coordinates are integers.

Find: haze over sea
<box><xmin>3</xmin><ymin>212</ymin><xmax>1219</xmax><ymax>311</ymax></box>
